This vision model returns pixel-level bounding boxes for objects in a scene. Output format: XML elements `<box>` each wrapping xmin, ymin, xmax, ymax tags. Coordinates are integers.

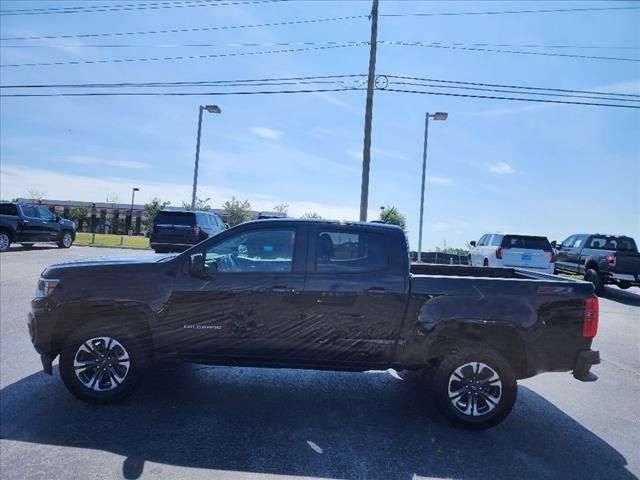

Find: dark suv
<box><xmin>149</xmin><ymin>210</ymin><xmax>225</xmax><ymax>253</ymax></box>
<box><xmin>0</xmin><ymin>202</ymin><xmax>76</xmax><ymax>252</ymax></box>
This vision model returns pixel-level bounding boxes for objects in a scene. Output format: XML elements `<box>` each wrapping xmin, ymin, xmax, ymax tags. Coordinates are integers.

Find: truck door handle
<box><xmin>366</xmin><ymin>287</ymin><xmax>388</xmax><ymax>295</ymax></box>
<box><xmin>272</xmin><ymin>286</ymin><xmax>296</xmax><ymax>294</ymax></box>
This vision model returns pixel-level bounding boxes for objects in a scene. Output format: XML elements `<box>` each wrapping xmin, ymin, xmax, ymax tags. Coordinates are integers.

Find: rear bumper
<box><xmin>607</xmin><ymin>271</ymin><xmax>640</xmax><ymax>285</ymax></box>
<box><xmin>573</xmin><ymin>349</ymin><xmax>600</xmax><ymax>382</ymax></box>
<box><xmin>150</xmin><ymin>241</ymin><xmax>195</xmax><ymax>251</ymax></box>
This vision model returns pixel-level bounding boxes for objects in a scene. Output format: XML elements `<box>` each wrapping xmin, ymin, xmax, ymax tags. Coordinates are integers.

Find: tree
<box><xmin>222</xmin><ymin>197</ymin><xmax>252</xmax><ymax>226</ymax></box>
<box><xmin>181</xmin><ymin>196</ymin><xmax>212</xmax><ymax>211</ymax></box>
<box><xmin>273</xmin><ymin>203</ymin><xmax>289</xmax><ymax>216</ymax></box>
<box><xmin>379</xmin><ymin>205</ymin><xmax>407</xmax><ymax>231</ymax></box>
<box><xmin>26</xmin><ymin>190</ymin><xmax>45</xmax><ymax>202</ymax></box>
<box><xmin>301</xmin><ymin>212</ymin><xmax>323</xmax><ymax>219</ymax></box>
<box><xmin>143</xmin><ymin>197</ymin><xmax>170</xmax><ymax>230</ymax></box>
<box><xmin>69</xmin><ymin>206</ymin><xmax>90</xmax><ymax>231</ymax></box>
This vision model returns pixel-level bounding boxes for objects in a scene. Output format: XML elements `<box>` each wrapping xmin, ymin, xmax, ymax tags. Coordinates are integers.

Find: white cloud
<box><xmin>593</xmin><ymin>80</ymin><xmax>640</xmax><ymax>95</ymax></box>
<box><xmin>311</xmin><ymin>92</ymin><xmax>361</xmax><ymax>115</ymax></box>
<box><xmin>427</xmin><ymin>175</ymin><xmax>455</xmax><ymax>186</ymax></box>
<box><xmin>249</xmin><ymin>127</ymin><xmax>284</xmax><ymax>140</ymax></box>
<box><xmin>346</xmin><ymin>148</ymin><xmax>361</xmax><ymax>160</ymax></box>
<box><xmin>0</xmin><ymin>164</ymin><xmax>376</xmax><ymax>221</ymax></box>
<box><xmin>346</xmin><ymin>146</ymin><xmax>409</xmax><ymax>162</ymax></box>
<box><xmin>430</xmin><ymin>222</ymin><xmax>450</xmax><ymax>231</ymax></box>
<box><xmin>487</xmin><ymin>162</ymin><xmax>514</xmax><ymax>175</ymax></box>
<box><xmin>57</xmin><ymin>155</ymin><xmax>150</xmax><ymax>169</ymax></box>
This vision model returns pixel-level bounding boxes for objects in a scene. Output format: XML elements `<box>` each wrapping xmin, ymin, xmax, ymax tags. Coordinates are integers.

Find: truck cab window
<box><xmin>20</xmin><ymin>205</ymin><xmax>38</xmax><ymax>218</ymax></box>
<box><xmin>315</xmin><ymin>230</ymin><xmax>386</xmax><ymax>273</ymax></box>
<box><xmin>204</xmin><ymin>228</ymin><xmax>295</xmax><ymax>273</ymax></box>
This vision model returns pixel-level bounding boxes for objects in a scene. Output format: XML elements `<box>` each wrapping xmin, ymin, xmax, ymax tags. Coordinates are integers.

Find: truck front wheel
<box><xmin>59</xmin><ymin>324</ymin><xmax>146</xmax><ymax>404</ymax></box>
<box><xmin>432</xmin><ymin>347</ymin><xmax>517</xmax><ymax>429</ymax></box>
<box><xmin>0</xmin><ymin>230</ymin><xmax>12</xmax><ymax>252</ymax></box>
<box><xmin>58</xmin><ymin>231</ymin><xmax>73</xmax><ymax>248</ymax></box>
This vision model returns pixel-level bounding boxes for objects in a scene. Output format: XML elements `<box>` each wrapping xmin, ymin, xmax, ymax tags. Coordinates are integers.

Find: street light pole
<box><xmin>191</xmin><ymin>104</ymin><xmax>221</xmax><ymax>211</ymax></box>
<box><xmin>130</xmin><ymin>187</ymin><xmax>139</xmax><ymax>234</ymax></box>
<box><xmin>417</xmin><ymin>111</ymin><xmax>448</xmax><ymax>263</ymax></box>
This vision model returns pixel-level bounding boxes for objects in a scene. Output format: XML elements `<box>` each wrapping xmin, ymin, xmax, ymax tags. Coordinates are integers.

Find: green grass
<box><xmin>75</xmin><ymin>233</ymin><xmax>150</xmax><ymax>249</ymax></box>
<box><xmin>557</xmin><ymin>272</ymin><xmax>584</xmax><ymax>280</ymax></box>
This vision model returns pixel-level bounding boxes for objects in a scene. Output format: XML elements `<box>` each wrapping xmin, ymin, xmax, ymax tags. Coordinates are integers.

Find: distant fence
<box><xmin>410</xmin><ymin>251</ymin><xmax>469</xmax><ymax>265</ymax></box>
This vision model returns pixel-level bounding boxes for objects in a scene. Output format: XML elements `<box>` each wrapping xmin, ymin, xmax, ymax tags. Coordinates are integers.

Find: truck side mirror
<box><xmin>189</xmin><ymin>253</ymin><xmax>206</xmax><ymax>276</ymax></box>
<box><xmin>470</xmin><ymin>241</ymin><xmax>476</xmax><ymax>247</ymax></box>
<box><xmin>550</xmin><ymin>240</ymin><xmax>557</xmax><ymax>248</ymax></box>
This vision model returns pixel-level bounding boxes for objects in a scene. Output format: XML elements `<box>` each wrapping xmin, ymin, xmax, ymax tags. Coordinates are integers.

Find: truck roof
<box><xmin>241</xmin><ymin>218</ymin><xmax>405</xmax><ymax>231</ymax></box>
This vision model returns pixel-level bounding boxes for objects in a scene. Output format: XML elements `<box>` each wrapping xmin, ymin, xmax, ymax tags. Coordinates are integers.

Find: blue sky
<box><xmin>1</xmin><ymin>0</ymin><xmax>638</xmax><ymax>249</ymax></box>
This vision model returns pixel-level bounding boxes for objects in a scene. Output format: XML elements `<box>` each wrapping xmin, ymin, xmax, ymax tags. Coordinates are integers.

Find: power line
<box><xmin>2</xmin><ymin>86</ymin><xmax>637</xmax><ymax>109</ymax></box>
<box><xmin>0</xmin><ymin>42</ymin><xmax>369</xmax><ymax>68</ymax></box>
<box><xmin>0</xmin><ymin>74</ymin><xmax>367</xmax><ymax>89</ymax></box>
<box><xmin>387</xmin><ymin>80</ymin><xmax>640</xmax><ymax>104</ymax></box>
<box><xmin>382</xmin><ymin>88</ymin><xmax>640</xmax><ymax>109</ymax></box>
<box><xmin>380</xmin><ymin>41</ymin><xmax>640</xmax><ymax>62</ymax></box>
<box><xmin>380</xmin><ymin>6</ymin><xmax>640</xmax><ymax>18</ymax></box>
<box><xmin>4</xmin><ymin>41</ymin><xmax>639</xmax><ymax>50</ymax></box>
<box><xmin>387</xmin><ymin>75</ymin><xmax>640</xmax><ymax>99</ymax></box>
<box><xmin>1</xmin><ymin>40</ymin><xmax>368</xmax><ymax>49</ymax></box>
<box><xmin>0</xmin><ymin>0</ymin><xmax>282</xmax><ymax>16</ymax></box>
<box><xmin>0</xmin><ymin>87</ymin><xmax>364</xmax><ymax>97</ymax></box>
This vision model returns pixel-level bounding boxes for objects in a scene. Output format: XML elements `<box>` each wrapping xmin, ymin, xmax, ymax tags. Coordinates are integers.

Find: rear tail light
<box><xmin>495</xmin><ymin>247</ymin><xmax>503</xmax><ymax>259</ymax></box>
<box><xmin>550</xmin><ymin>250</ymin><xmax>557</xmax><ymax>263</ymax></box>
<box><xmin>583</xmin><ymin>297</ymin><xmax>599</xmax><ymax>338</ymax></box>
<box><xmin>607</xmin><ymin>255</ymin><xmax>616</xmax><ymax>268</ymax></box>
<box><xmin>192</xmin><ymin>226</ymin><xmax>201</xmax><ymax>236</ymax></box>
<box><xmin>36</xmin><ymin>278</ymin><xmax>60</xmax><ymax>298</ymax></box>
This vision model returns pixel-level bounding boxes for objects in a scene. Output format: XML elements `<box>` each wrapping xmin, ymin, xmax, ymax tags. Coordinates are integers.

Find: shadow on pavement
<box><xmin>1</xmin><ymin>364</ymin><xmax>636</xmax><ymax>480</ymax></box>
<box><xmin>601</xmin><ymin>286</ymin><xmax>640</xmax><ymax>308</ymax></box>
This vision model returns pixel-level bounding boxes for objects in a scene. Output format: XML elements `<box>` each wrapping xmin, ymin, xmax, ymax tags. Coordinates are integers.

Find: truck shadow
<box><xmin>601</xmin><ymin>286</ymin><xmax>640</xmax><ymax>307</ymax></box>
<box><xmin>1</xmin><ymin>364</ymin><xmax>636</xmax><ymax>480</ymax></box>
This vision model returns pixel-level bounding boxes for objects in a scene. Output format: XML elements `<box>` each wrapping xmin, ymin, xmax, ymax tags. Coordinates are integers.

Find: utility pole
<box><xmin>359</xmin><ymin>0</ymin><xmax>379</xmax><ymax>222</ymax></box>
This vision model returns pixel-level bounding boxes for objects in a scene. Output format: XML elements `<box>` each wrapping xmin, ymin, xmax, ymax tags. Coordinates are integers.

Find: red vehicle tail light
<box><xmin>607</xmin><ymin>255</ymin><xmax>616</xmax><ymax>267</ymax></box>
<box><xmin>495</xmin><ymin>247</ymin><xmax>503</xmax><ymax>259</ymax></box>
<box><xmin>583</xmin><ymin>297</ymin><xmax>599</xmax><ymax>338</ymax></box>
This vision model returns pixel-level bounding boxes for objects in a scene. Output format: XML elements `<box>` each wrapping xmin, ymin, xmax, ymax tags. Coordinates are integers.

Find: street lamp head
<box><xmin>433</xmin><ymin>112</ymin><xmax>448</xmax><ymax>121</ymax></box>
<box><xmin>204</xmin><ymin>105</ymin><xmax>221</xmax><ymax>114</ymax></box>
<box><xmin>133</xmin><ymin>187</ymin><xmax>140</xmax><ymax>192</ymax></box>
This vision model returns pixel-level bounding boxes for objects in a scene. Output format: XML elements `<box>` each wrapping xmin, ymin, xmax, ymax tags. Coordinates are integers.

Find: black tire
<box><xmin>0</xmin><ymin>230</ymin><xmax>11</xmax><ymax>252</ymax></box>
<box><xmin>618</xmin><ymin>281</ymin><xmax>631</xmax><ymax>290</ymax></box>
<box><xmin>431</xmin><ymin>346</ymin><xmax>517</xmax><ymax>430</ymax></box>
<box><xmin>483</xmin><ymin>258</ymin><xmax>489</xmax><ymax>267</ymax></box>
<box><xmin>21</xmin><ymin>243</ymin><xmax>35</xmax><ymax>249</ymax></box>
<box><xmin>584</xmin><ymin>268</ymin><xmax>604</xmax><ymax>295</ymax></box>
<box><xmin>59</xmin><ymin>323</ymin><xmax>146</xmax><ymax>404</ymax></box>
<box><xmin>58</xmin><ymin>230</ymin><xmax>74</xmax><ymax>248</ymax></box>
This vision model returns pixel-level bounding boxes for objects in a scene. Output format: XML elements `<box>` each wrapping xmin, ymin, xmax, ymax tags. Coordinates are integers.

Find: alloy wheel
<box><xmin>0</xmin><ymin>233</ymin><xmax>9</xmax><ymax>251</ymax></box>
<box><xmin>63</xmin><ymin>233</ymin><xmax>73</xmax><ymax>247</ymax></box>
<box><xmin>73</xmin><ymin>336</ymin><xmax>130</xmax><ymax>391</ymax></box>
<box><xmin>448</xmin><ymin>361</ymin><xmax>502</xmax><ymax>417</ymax></box>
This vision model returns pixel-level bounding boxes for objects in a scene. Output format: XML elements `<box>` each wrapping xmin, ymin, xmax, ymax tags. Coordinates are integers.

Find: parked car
<box><xmin>149</xmin><ymin>209</ymin><xmax>225</xmax><ymax>253</ymax></box>
<box><xmin>0</xmin><ymin>202</ymin><xmax>76</xmax><ymax>252</ymax></box>
<box><xmin>553</xmin><ymin>234</ymin><xmax>640</xmax><ymax>293</ymax></box>
<box><xmin>28</xmin><ymin>219</ymin><xmax>599</xmax><ymax>429</ymax></box>
<box><xmin>468</xmin><ymin>233</ymin><xmax>555</xmax><ymax>274</ymax></box>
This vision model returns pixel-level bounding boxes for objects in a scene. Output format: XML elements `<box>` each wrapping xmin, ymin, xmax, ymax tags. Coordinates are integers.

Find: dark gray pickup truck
<box><xmin>554</xmin><ymin>233</ymin><xmax>640</xmax><ymax>293</ymax></box>
<box><xmin>0</xmin><ymin>202</ymin><xmax>76</xmax><ymax>252</ymax></box>
<box><xmin>28</xmin><ymin>219</ymin><xmax>600</xmax><ymax>429</ymax></box>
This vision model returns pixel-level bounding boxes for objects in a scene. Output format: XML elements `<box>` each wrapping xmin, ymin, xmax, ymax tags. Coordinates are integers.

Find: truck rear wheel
<box><xmin>59</xmin><ymin>324</ymin><xmax>146</xmax><ymax>404</ymax></box>
<box><xmin>584</xmin><ymin>268</ymin><xmax>604</xmax><ymax>295</ymax></box>
<box><xmin>432</xmin><ymin>346</ymin><xmax>517</xmax><ymax>429</ymax></box>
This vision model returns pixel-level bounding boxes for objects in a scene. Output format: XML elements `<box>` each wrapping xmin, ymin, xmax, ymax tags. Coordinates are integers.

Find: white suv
<box><xmin>469</xmin><ymin>233</ymin><xmax>556</xmax><ymax>273</ymax></box>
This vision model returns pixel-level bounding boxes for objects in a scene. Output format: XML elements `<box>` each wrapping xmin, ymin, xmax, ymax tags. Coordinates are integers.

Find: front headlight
<box><xmin>36</xmin><ymin>278</ymin><xmax>60</xmax><ymax>298</ymax></box>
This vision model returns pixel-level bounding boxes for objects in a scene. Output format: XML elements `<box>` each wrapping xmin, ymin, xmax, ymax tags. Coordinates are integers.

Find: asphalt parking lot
<box><xmin>1</xmin><ymin>245</ymin><xmax>639</xmax><ymax>480</ymax></box>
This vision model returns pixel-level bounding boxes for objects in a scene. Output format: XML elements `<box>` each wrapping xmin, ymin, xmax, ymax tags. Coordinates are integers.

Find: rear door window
<box><xmin>501</xmin><ymin>235</ymin><xmax>551</xmax><ymax>251</ymax></box>
<box><xmin>586</xmin><ymin>236</ymin><xmax>607</xmax><ymax>249</ymax></box>
<box><xmin>20</xmin><ymin>205</ymin><xmax>38</xmax><ymax>218</ymax></box>
<box><xmin>490</xmin><ymin>235</ymin><xmax>503</xmax><ymax>246</ymax></box>
<box><xmin>315</xmin><ymin>230</ymin><xmax>387</xmax><ymax>273</ymax></box>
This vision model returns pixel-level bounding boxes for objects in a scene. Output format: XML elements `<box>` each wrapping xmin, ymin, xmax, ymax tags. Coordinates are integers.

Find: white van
<box><xmin>469</xmin><ymin>233</ymin><xmax>556</xmax><ymax>274</ymax></box>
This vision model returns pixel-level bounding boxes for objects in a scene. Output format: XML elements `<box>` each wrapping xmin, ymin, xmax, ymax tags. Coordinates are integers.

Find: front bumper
<box><xmin>28</xmin><ymin>299</ymin><xmax>57</xmax><ymax>374</ymax></box>
<box><xmin>573</xmin><ymin>349</ymin><xmax>600</xmax><ymax>382</ymax></box>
